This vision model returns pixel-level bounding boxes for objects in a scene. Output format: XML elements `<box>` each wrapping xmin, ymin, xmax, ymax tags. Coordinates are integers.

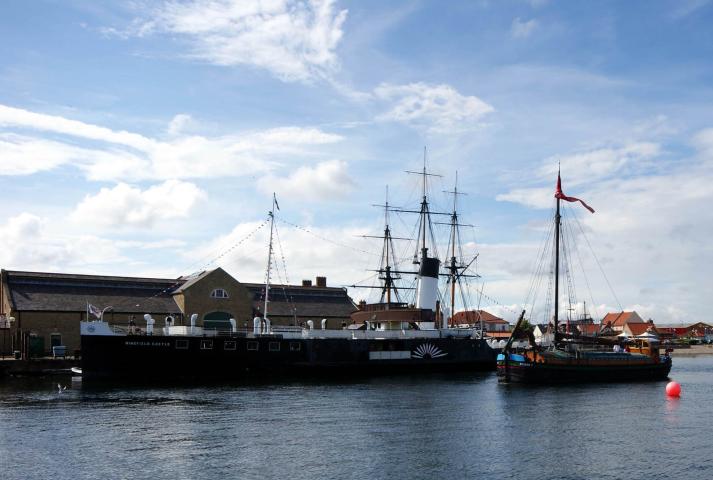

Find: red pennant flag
<box><xmin>555</xmin><ymin>174</ymin><xmax>595</xmax><ymax>213</ymax></box>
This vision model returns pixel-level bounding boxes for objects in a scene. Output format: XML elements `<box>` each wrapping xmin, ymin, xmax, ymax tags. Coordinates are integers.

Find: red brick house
<box><xmin>601</xmin><ymin>311</ymin><xmax>645</xmax><ymax>332</ymax></box>
<box><xmin>450</xmin><ymin>310</ymin><xmax>511</xmax><ymax>332</ymax></box>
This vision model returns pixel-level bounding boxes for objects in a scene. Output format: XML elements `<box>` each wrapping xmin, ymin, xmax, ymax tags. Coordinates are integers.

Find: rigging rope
<box><xmin>273</xmin><ymin>222</ymin><xmax>299</xmax><ymax>324</ymax></box>
<box><xmin>571</xmin><ymin>210</ymin><xmax>624</xmax><ymax>311</ymax></box>
<box><xmin>276</xmin><ymin>216</ymin><xmax>379</xmax><ymax>258</ymax></box>
<box><xmin>142</xmin><ymin>217</ymin><xmax>271</xmax><ymax>307</ymax></box>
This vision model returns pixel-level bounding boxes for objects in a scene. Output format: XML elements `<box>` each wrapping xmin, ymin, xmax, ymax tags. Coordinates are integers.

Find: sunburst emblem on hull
<box><xmin>412</xmin><ymin>343</ymin><xmax>447</xmax><ymax>359</ymax></box>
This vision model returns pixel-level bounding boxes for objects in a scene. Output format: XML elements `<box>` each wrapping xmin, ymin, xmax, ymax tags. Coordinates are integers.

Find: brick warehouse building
<box><xmin>0</xmin><ymin>268</ymin><xmax>356</xmax><ymax>356</ymax></box>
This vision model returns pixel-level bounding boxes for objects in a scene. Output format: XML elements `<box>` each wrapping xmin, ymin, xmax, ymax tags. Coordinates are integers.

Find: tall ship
<box><xmin>497</xmin><ymin>172</ymin><xmax>672</xmax><ymax>383</ymax></box>
<box><xmin>80</xmin><ymin>161</ymin><xmax>496</xmax><ymax>380</ymax></box>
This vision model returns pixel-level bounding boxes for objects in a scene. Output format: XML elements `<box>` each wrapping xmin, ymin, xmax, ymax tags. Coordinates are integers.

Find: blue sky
<box><xmin>1</xmin><ymin>0</ymin><xmax>712</xmax><ymax>323</ymax></box>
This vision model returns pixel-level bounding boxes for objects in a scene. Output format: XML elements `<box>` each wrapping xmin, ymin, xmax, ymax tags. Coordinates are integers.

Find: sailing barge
<box><xmin>497</xmin><ymin>173</ymin><xmax>672</xmax><ymax>384</ymax></box>
<box><xmin>80</xmin><ymin>165</ymin><xmax>496</xmax><ymax>380</ymax></box>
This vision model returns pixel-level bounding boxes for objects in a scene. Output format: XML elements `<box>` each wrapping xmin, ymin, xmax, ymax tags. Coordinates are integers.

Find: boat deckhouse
<box><xmin>0</xmin><ymin>268</ymin><xmax>356</xmax><ymax>356</ymax></box>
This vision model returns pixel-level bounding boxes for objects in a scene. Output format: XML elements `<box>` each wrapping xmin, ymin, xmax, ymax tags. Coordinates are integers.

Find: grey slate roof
<box><xmin>6</xmin><ymin>270</ymin><xmax>181</xmax><ymax>314</ymax></box>
<box><xmin>245</xmin><ymin>283</ymin><xmax>357</xmax><ymax>318</ymax></box>
<box><xmin>173</xmin><ymin>270</ymin><xmax>212</xmax><ymax>293</ymax></box>
<box><xmin>4</xmin><ymin>270</ymin><xmax>356</xmax><ymax>318</ymax></box>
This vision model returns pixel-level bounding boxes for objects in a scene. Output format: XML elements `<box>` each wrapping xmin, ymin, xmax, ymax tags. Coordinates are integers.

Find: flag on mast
<box><xmin>87</xmin><ymin>303</ymin><xmax>103</xmax><ymax>320</ymax></box>
<box><xmin>555</xmin><ymin>174</ymin><xmax>595</xmax><ymax>213</ymax></box>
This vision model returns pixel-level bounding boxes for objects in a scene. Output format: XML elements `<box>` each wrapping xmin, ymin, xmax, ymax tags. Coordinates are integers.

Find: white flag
<box><xmin>88</xmin><ymin>303</ymin><xmax>103</xmax><ymax>319</ymax></box>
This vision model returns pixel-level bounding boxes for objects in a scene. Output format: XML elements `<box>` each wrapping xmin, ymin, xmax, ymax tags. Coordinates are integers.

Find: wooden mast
<box><xmin>554</xmin><ymin>172</ymin><xmax>561</xmax><ymax>347</ymax></box>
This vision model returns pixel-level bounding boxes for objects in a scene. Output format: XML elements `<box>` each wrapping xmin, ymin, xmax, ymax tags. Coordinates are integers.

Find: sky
<box><xmin>1</xmin><ymin>0</ymin><xmax>712</xmax><ymax>324</ymax></box>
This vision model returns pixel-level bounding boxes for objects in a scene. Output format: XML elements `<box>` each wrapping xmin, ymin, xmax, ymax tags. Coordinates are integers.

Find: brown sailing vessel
<box><xmin>497</xmin><ymin>173</ymin><xmax>672</xmax><ymax>383</ymax></box>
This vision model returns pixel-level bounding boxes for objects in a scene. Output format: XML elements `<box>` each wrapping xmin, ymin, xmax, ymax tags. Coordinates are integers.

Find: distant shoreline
<box><xmin>669</xmin><ymin>344</ymin><xmax>713</xmax><ymax>356</ymax></box>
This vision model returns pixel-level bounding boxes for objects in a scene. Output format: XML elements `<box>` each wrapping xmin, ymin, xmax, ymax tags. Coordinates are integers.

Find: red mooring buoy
<box><xmin>666</xmin><ymin>381</ymin><xmax>681</xmax><ymax>397</ymax></box>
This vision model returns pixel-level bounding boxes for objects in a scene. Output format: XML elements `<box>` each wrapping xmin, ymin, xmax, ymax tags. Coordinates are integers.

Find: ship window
<box><xmin>289</xmin><ymin>342</ymin><xmax>301</xmax><ymax>351</ymax></box>
<box><xmin>176</xmin><ymin>339</ymin><xmax>189</xmax><ymax>350</ymax></box>
<box><xmin>247</xmin><ymin>341</ymin><xmax>259</xmax><ymax>351</ymax></box>
<box><xmin>224</xmin><ymin>341</ymin><xmax>236</xmax><ymax>351</ymax></box>
<box><xmin>200</xmin><ymin>340</ymin><xmax>213</xmax><ymax>350</ymax></box>
<box><xmin>210</xmin><ymin>288</ymin><xmax>229</xmax><ymax>299</ymax></box>
<box><xmin>269</xmin><ymin>342</ymin><xmax>280</xmax><ymax>352</ymax></box>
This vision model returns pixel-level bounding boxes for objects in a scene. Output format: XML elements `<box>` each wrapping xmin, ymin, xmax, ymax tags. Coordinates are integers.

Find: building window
<box><xmin>176</xmin><ymin>339</ymin><xmax>189</xmax><ymax>350</ymax></box>
<box><xmin>210</xmin><ymin>288</ymin><xmax>229</xmax><ymax>299</ymax></box>
<box><xmin>50</xmin><ymin>333</ymin><xmax>62</xmax><ymax>348</ymax></box>
<box><xmin>224</xmin><ymin>341</ymin><xmax>236</xmax><ymax>351</ymax></box>
<box><xmin>269</xmin><ymin>342</ymin><xmax>280</xmax><ymax>352</ymax></box>
<box><xmin>200</xmin><ymin>340</ymin><xmax>213</xmax><ymax>350</ymax></box>
<box><xmin>290</xmin><ymin>342</ymin><xmax>301</xmax><ymax>352</ymax></box>
<box><xmin>247</xmin><ymin>341</ymin><xmax>259</xmax><ymax>351</ymax></box>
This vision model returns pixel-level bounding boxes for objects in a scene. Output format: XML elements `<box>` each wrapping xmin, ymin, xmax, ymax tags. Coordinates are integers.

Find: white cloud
<box><xmin>256</xmin><ymin>159</ymin><xmax>354</xmax><ymax>200</ymax></box>
<box><xmin>491</xmin><ymin>129</ymin><xmax>713</xmax><ymax>323</ymax></box>
<box><xmin>495</xmin><ymin>186</ymin><xmax>553</xmax><ymax>209</ymax></box>
<box><xmin>671</xmin><ymin>0</ymin><xmax>711</xmax><ymax>19</ymax></box>
<box><xmin>543</xmin><ymin>142</ymin><xmax>661</xmax><ymax>186</ymax></box>
<box><xmin>185</xmin><ymin>219</ymin><xmax>373</xmax><ymax>290</ymax></box>
<box><xmin>0</xmin><ymin>213</ymin><xmax>125</xmax><ymax>270</ymax></box>
<box><xmin>496</xmin><ymin>142</ymin><xmax>662</xmax><ymax>206</ymax></box>
<box><xmin>71</xmin><ymin>180</ymin><xmax>206</xmax><ymax>228</ymax></box>
<box><xmin>693</xmin><ymin>127</ymin><xmax>713</xmax><ymax>158</ymax></box>
<box><xmin>116</xmin><ymin>239</ymin><xmax>187</xmax><ymax>250</ymax></box>
<box><xmin>511</xmin><ymin>17</ymin><xmax>538</xmax><ymax>38</ymax></box>
<box><xmin>0</xmin><ymin>104</ymin><xmax>344</xmax><ymax>182</ymax></box>
<box><xmin>0</xmin><ymin>134</ymin><xmax>81</xmax><ymax>175</ymax></box>
<box><xmin>167</xmin><ymin>114</ymin><xmax>193</xmax><ymax>135</ymax></box>
<box><xmin>374</xmin><ymin>82</ymin><xmax>494</xmax><ymax>133</ymax></box>
<box><xmin>113</xmin><ymin>0</ymin><xmax>348</xmax><ymax>83</ymax></box>
<box><xmin>0</xmin><ymin>104</ymin><xmax>154</xmax><ymax>151</ymax></box>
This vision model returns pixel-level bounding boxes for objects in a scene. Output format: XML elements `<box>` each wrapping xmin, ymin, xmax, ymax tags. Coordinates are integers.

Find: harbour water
<box><xmin>1</xmin><ymin>356</ymin><xmax>712</xmax><ymax>480</ymax></box>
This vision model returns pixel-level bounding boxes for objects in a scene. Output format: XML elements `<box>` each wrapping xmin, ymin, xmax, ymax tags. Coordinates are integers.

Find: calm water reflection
<box><xmin>1</xmin><ymin>357</ymin><xmax>711</xmax><ymax>480</ymax></box>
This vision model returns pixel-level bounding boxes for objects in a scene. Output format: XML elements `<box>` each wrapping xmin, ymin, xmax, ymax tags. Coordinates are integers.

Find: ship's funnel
<box><xmin>415</xmin><ymin>256</ymin><xmax>440</xmax><ymax>311</ymax></box>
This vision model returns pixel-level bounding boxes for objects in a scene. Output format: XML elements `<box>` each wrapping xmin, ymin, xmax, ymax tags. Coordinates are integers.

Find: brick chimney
<box><xmin>302</xmin><ymin>279</ymin><xmax>312</xmax><ymax>287</ymax></box>
<box><xmin>316</xmin><ymin>276</ymin><xmax>327</xmax><ymax>287</ymax></box>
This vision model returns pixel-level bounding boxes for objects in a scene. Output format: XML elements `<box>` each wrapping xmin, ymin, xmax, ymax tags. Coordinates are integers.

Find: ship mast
<box><xmin>447</xmin><ymin>173</ymin><xmax>464</xmax><ymax>320</ymax></box>
<box><xmin>438</xmin><ymin>173</ymin><xmax>478</xmax><ymax>327</ymax></box>
<box><xmin>554</xmin><ymin>172</ymin><xmax>561</xmax><ymax>347</ymax></box>
<box><xmin>263</xmin><ymin>193</ymin><xmax>277</xmax><ymax>321</ymax></box>
<box><xmin>403</xmin><ymin>148</ymin><xmax>443</xmax><ymax>325</ymax></box>
<box><xmin>406</xmin><ymin>147</ymin><xmax>441</xmax><ymax>264</ymax></box>
<box><xmin>377</xmin><ymin>186</ymin><xmax>401</xmax><ymax>306</ymax></box>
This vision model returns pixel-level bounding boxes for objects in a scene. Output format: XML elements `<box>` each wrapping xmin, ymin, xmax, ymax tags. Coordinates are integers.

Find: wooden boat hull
<box><xmin>496</xmin><ymin>352</ymin><xmax>672</xmax><ymax>383</ymax></box>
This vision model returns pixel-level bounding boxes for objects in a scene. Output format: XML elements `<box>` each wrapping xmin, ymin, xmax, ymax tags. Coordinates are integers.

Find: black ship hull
<box><xmin>81</xmin><ymin>334</ymin><xmax>496</xmax><ymax>381</ymax></box>
<box><xmin>496</xmin><ymin>358</ymin><xmax>672</xmax><ymax>384</ymax></box>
